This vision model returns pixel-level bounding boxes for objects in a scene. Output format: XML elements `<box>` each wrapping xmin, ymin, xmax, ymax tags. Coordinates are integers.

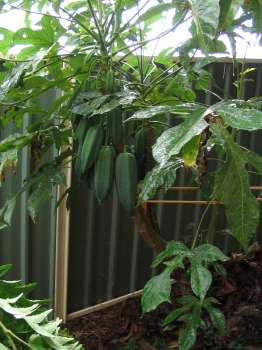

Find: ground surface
<box><xmin>66</xmin><ymin>244</ymin><xmax>262</xmax><ymax>350</ymax></box>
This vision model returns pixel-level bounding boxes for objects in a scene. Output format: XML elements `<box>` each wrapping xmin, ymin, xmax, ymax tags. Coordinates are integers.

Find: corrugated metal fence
<box><xmin>0</xmin><ymin>91</ymin><xmax>57</xmax><ymax>304</ymax></box>
<box><xmin>0</xmin><ymin>62</ymin><xmax>261</xmax><ymax>313</ymax></box>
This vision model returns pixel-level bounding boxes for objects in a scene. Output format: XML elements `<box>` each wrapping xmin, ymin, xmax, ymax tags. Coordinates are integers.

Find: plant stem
<box><xmin>133</xmin><ymin>205</ymin><xmax>165</xmax><ymax>253</ymax></box>
<box><xmin>86</xmin><ymin>0</ymin><xmax>108</xmax><ymax>57</ymax></box>
<box><xmin>143</xmin><ymin>66</ymin><xmax>183</xmax><ymax>99</ymax></box>
<box><xmin>108</xmin><ymin>0</ymin><xmax>152</xmax><ymax>46</ymax></box>
<box><xmin>0</xmin><ymin>320</ymin><xmax>17</xmax><ymax>350</ymax></box>
<box><xmin>114</xmin><ymin>24</ymin><xmax>182</xmax><ymax>59</ymax></box>
<box><xmin>49</xmin><ymin>0</ymin><xmax>98</xmax><ymax>40</ymax></box>
<box><xmin>9</xmin><ymin>4</ymin><xmax>73</xmax><ymax>22</ymax></box>
<box><xmin>191</xmin><ymin>202</ymin><xmax>212</xmax><ymax>249</ymax></box>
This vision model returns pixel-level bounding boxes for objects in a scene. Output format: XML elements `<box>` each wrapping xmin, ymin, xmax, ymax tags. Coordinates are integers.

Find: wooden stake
<box><xmin>67</xmin><ymin>290</ymin><xmax>142</xmax><ymax>321</ymax></box>
<box><xmin>54</xmin><ymin>160</ymin><xmax>72</xmax><ymax>322</ymax></box>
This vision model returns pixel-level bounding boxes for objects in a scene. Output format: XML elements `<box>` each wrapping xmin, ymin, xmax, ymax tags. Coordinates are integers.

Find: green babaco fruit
<box><xmin>94</xmin><ymin>145</ymin><xmax>116</xmax><ymax>203</ymax></box>
<box><xmin>115</xmin><ymin>152</ymin><xmax>138</xmax><ymax>211</ymax></box>
<box><xmin>75</xmin><ymin>118</ymin><xmax>90</xmax><ymax>143</ymax></box>
<box><xmin>80</xmin><ymin>125</ymin><xmax>104</xmax><ymax>174</ymax></box>
<box><xmin>108</xmin><ymin>107</ymin><xmax>123</xmax><ymax>146</ymax></box>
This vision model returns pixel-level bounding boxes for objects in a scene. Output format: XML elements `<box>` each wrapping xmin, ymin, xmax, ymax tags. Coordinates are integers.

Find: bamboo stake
<box><xmin>168</xmin><ymin>186</ymin><xmax>262</xmax><ymax>191</ymax></box>
<box><xmin>67</xmin><ymin>290</ymin><xmax>142</xmax><ymax>321</ymax></box>
<box><xmin>145</xmin><ymin>198</ymin><xmax>262</xmax><ymax>205</ymax></box>
<box><xmin>54</xmin><ymin>161</ymin><xmax>72</xmax><ymax>322</ymax></box>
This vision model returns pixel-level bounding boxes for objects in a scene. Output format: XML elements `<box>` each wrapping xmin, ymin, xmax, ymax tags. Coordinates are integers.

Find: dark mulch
<box><xmin>66</xmin><ymin>244</ymin><xmax>262</xmax><ymax>350</ymax></box>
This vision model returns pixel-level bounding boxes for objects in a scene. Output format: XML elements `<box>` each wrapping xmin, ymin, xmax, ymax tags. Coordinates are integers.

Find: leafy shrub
<box><xmin>0</xmin><ymin>264</ymin><xmax>82</xmax><ymax>350</ymax></box>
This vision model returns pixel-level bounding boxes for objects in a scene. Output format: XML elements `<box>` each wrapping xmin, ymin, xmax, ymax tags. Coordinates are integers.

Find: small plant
<box><xmin>141</xmin><ymin>242</ymin><xmax>228</xmax><ymax>350</ymax></box>
<box><xmin>0</xmin><ymin>264</ymin><xmax>82</xmax><ymax>349</ymax></box>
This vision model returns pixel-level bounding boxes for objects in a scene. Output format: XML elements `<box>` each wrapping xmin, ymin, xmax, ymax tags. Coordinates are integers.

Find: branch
<box><xmin>9</xmin><ymin>4</ymin><xmax>74</xmax><ymax>23</ymax></box>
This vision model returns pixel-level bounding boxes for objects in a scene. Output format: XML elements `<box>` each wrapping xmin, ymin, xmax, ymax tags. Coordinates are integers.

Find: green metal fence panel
<box><xmin>68</xmin><ymin>61</ymin><xmax>262</xmax><ymax>313</ymax></box>
<box><xmin>0</xmin><ymin>93</ymin><xmax>58</xmax><ymax>304</ymax></box>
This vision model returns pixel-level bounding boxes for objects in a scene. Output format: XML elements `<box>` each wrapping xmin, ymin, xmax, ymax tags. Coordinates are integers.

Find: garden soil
<box><xmin>66</xmin><ymin>244</ymin><xmax>262</xmax><ymax>350</ymax></box>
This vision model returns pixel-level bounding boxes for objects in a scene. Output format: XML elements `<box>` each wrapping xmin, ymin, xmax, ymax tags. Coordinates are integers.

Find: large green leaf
<box><xmin>141</xmin><ymin>269</ymin><xmax>172</xmax><ymax>314</ymax></box>
<box><xmin>244</xmin><ymin>0</ymin><xmax>262</xmax><ymax>32</ymax></box>
<box><xmin>193</xmin><ymin>244</ymin><xmax>228</xmax><ymax>263</ymax></box>
<box><xmin>204</xmin><ymin>303</ymin><xmax>226</xmax><ymax>335</ymax></box>
<box><xmin>190</xmin><ymin>262</ymin><xmax>212</xmax><ymax>300</ymax></box>
<box><xmin>188</xmin><ymin>0</ymin><xmax>220</xmax><ymax>51</ymax></box>
<box><xmin>181</xmin><ymin>135</ymin><xmax>200</xmax><ymax>167</ymax></box>
<box><xmin>212</xmin><ymin>100</ymin><xmax>262</xmax><ymax>131</ymax></box>
<box><xmin>179</xmin><ymin>322</ymin><xmax>197</xmax><ymax>350</ymax></box>
<box><xmin>13</xmin><ymin>28</ymin><xmax>54</xmax><ymax>47</ymax></box>
<box><xmin>0</xmin><ymin>265</ymin><xmax>12</xmax><ymax>278</ymax></box>
<box><xmin>153</xmin><ymin>107</ymin><xmax>207</xmax><ymax>165</ymax></box>
<box><xmin>27</xmin><ymin>183</ymin><xmax>53</xmax><ymax>222</ymax></box>
<box><xmin>0</xmin><ymin>196</ymin><xmax>17</xmax><ymax>229</ymax></box>
<box><xmin>0</xmin><ymin>134</ymin><xmax>33</xmax><ymax>152</ymax></box>
<box><xmin>151</xmin><ymin>240</ymin><xmax>189</xmax><ymax>268</ymax></box>
<box><xmin>0</xmin><ymin>28</ymin><xmax>13</xmax><ymax>55</ymax></box>
<box><xmin>138</xmin><ymin>159</ymin><xmax>184</xmax><ymax>203</ymax></box>
<box><xmin>212</xmin><ymin>126</ymin><xmax>260</xmax><ymax>249</ymax></box>
<box><xmin>243</xmin><ymin>149</ymin><xmax>262</xmax><ymax>174</ymax></box>
<box><xmin>219</xmin><ymin>0</ymin><xmax>244</xmax><ymax>31</ymax></box>
<box><xmin>0</xmin><ymin>62</ymin><xmax>29</xmax><ymax>102</ymax></box>
<box><xmin>126</xmin><ymin>105</ymin><xmax>173</xmax><ymax>122</ymax></box>
<box><xmin>163</xmin><ymin>305</ymin><xmax>192</xmax><ymax>328</ymax></box>
<box><xmin>126</xmin><ymin>104</ymin><xmax>201</xmax><ymax>122</ymax></box>
<box><xmin>0</xmin><ymin>147</ymin><xmax>18</xmax><ymax>187</ymax></box>
<box><xmin>135</xmin><ymin>3</ymin><xmax>174</xmax><ymax>26</ymax></box>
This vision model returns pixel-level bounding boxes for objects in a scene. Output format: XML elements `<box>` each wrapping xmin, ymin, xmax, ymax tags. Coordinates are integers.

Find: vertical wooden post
<box><xmin>54</xmin><ymin>162</ymin><xmax>72</xmax><ymax>321</ymax></box>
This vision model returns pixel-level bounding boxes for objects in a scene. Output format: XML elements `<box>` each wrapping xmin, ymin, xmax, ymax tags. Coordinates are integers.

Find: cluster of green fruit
<box><xmin>73</xmin><ymin>106</ymin><xmax>144</xmax><ymax>211</ymax></box>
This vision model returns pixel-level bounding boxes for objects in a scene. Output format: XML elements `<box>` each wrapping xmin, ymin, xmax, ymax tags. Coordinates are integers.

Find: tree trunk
<box><xmin>133</xmin><ymin>204</ymin><xmax>166</xmax><ymax>254</ymax></box>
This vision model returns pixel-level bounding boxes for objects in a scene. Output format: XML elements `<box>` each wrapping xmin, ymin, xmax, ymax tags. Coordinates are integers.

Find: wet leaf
<box><xmin>189</xmin><ymin>0</ymin><xmax>220</xmax><ymax>51</ymax></box>
<box><xmin>190</xmin><ymin>262</ymin><xmax>212</xmax><ymax>300</ymax></box>
<box><xmin>204</xmin><ymin>304</ymin><xmax>226</xmax><ymax>335</ymax></box>
<box><xmin>153</xmin><ymin>107</ymin><xmax>207</xmax><ymax>165</ymax></box>
<box><xmin>141</xmin><ymin>269</ymin><xmax>172</xmax><ymax>314</ymax></box>
<box><xmin>181</xmin><ymin>135</ymin><xmax>200</xmax><ymax>167</ymax></box>
<box><xmin>179</xmin><ymin>323</ymin><xmax>197</xmax><ymax>350</ymax></box>
<box><xmin>151</xmin><ymin>241</ymin><xmax>189</xmax><ymax>268</ymax></box>
<box><xmin>212</xmin><ymin>126</ymin><xmax>260</xmax><ymax>249</ymax></box>
<box><xmin>193</xmin><ymin>244</ymin><xmax>228</xmax><ymax>262</ymax></box>
<box><xmin>139</xmin><ymin>159</ymin><xmax>183</xmax><ymax>203</ymax></box>
<box><xmin>213</xmin><ymin>100</ymin><xmax>262</xmax><ymax>131</ymax></box>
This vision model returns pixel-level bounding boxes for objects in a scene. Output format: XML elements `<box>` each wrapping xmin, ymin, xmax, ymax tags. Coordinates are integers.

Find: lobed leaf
<box><xmin>212</xmin><ymin>100</ymin><xmax>262</xmax><ymax>131</ymax></box>
<box><xmin>212</xmin><ymin>125</ymin><xmax>260</xmax><ymax>249</ymax></box>
<box><xmin>189</xmin><ymin>0</ymin><xmax>220</xmax><ymax>51</ymax></box>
